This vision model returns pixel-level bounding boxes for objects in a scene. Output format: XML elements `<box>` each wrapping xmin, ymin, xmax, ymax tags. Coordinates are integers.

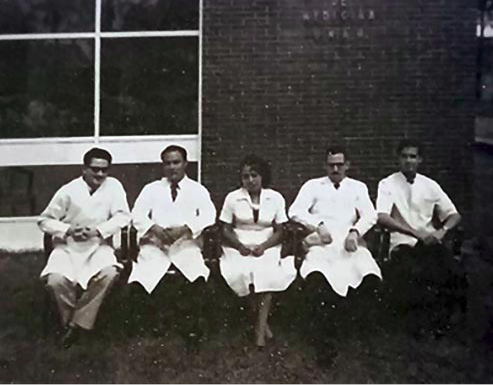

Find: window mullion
<box><xmin>94</xmin><ymin>0</ymin><xmax>102</xmax><ymax>144</ymax></box>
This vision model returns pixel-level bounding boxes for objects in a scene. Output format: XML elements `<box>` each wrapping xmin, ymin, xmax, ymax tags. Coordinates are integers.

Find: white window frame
<box><xmin>0</xmin><ymin>0</ymin><xmax>203</xmax><ymax>169</ymax></box>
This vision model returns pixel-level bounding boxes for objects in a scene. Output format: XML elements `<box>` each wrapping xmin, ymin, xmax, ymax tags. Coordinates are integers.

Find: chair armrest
<box><xmin>443</xmin><ymin>225</ymin><xmax>464</xmax><ymax>260</ymax></box>
<box><xmin>115</xmin><ymin>225</ymin><xmax>131</xmax><ymax>264</ymax></box>
<box><xmin>128</xmin><ymin>225</ymin><xmax>139</xmax><ymax>262</ymax></box>
<box><xmin>281</xmin><ymin>221</ymin><xmax>310</xmax><ymax>269</ymax></box>
<box><xmin>365</xmin><ymin>225</ymin><xmax>390</xmax><ymax>263</ymax></box>
<box><xmin>43</xmin><ymin>233</ymin><xmax>53</xmax><ymax>263</ymax></box>
<box><xmin>202</xmin><ymin>223</ymin><xmax>222</xmax><ymax>272</ymax></box>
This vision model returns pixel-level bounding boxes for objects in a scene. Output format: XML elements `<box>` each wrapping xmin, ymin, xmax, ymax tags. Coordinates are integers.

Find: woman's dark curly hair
<box><xmin>239</xmin><ymin>154</ymin><xmax>271</xmax><ymax>187</ymax></box>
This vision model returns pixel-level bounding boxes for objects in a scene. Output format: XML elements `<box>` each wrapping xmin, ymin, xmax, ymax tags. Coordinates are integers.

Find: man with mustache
<box><xmin>128</xmin><ymin>145</ymin><xmax>216</xmax><ymax>294</ymax></box>
<box><xmin>376</xmin><ymin>139</ymin><xmax>466</xmax><ymax>338</ymax></box>
<box><xmin>289</xmin><ymin>146</ymin><xmax>382</xmax><ymax>297</ymax></box>
<box><xmin>127</xmin><ymin>145</ymin><xmax>216</xmax><ymax>348</ymax></box>
<box><xmin>289</xmin><ymin>146</ymin><xmax>382</xmax><ymax>362</ymax></box>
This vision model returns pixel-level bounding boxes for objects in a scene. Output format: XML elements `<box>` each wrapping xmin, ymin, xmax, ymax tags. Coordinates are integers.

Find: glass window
<box><xmin>100</xmin><ymin>37</ymin><xmax>198</xmax><ymax>136</ymax></box>
<box><xmin>102</xmin><ymin>0</ymin><xmax>199</xmax><ymax>32</ymax></box>
<box><xmin>0</xmin><ymin>0</ymin><xmax>94</xmax><ymax>34</ymax></box>
<box><xmin>0</xmin><ymin>40</ymin><xmax>94</xmax><ymax>139</ymax></box>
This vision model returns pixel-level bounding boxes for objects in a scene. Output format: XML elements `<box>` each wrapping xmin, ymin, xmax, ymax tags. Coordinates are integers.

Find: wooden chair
<box><xmin>43</xmin><ymin>226</ymin><xmax>133</xmax><ymax>271</ymax></box>
<box><xmin>372</xmin><ymin>205</ymin><xmax>465</xmax><ymax>262</ymax></box>
<box><xmin>280</xmin><ymin>220</ymin><xmax>312</xmax><ymax>269</ymax></box>
<box><xmin>278</xmin><ymin>214</ymin><xmax>464</xmax><ymax>266</ymax></box>
<box><xmin>279</xmin><ymin>220</ymin><xmax>388</xmax><ymax>267</ymax></box>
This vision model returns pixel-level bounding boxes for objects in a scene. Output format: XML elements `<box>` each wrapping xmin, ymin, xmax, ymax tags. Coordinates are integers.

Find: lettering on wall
<box><xmin>302</xmin><ymin>0</ymin><xmax>376</xmax><ymax>42</ymax></box>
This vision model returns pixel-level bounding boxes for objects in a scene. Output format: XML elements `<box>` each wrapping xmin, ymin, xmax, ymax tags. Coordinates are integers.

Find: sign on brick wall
<box><xmin>302</xmin><ymin>0</ymin><xmax>375</xmax><ymax>41</ymax></box>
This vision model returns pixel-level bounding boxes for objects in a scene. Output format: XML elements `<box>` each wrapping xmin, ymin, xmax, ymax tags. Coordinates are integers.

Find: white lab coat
<box><xmin>39</xmin><ymin>176</ymin><xmax>131</xmax><ymax>289</ymax></box>
<box><xmin>289</xmin><ymin>176</ymin><xmax>382</xmax><ymax>297</ymax></box>
<box><xmin>128</xmin><ymin>176</ymin><xmax>216</xmax><ymax>294</ymax></box>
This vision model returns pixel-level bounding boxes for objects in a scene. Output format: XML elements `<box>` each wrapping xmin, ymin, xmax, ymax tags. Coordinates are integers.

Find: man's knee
<box><xmin>45</xmin><ymin>273</ymin><xmax>67</xmax><ymax>290</ymax></box>
<box><xmin>98</xmin><ymin>266</ymin><xmax>120</xmax><ymax>283</ymax></box>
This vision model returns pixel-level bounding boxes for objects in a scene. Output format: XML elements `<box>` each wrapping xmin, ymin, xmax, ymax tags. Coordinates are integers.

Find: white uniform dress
<box><xmin>220</xmin><ymin>188</ymin><xmax>297</xmax><ymax>297</ymax></box>
<box><xmin>39</xmin><ymin>176</ymin><xmax>131</xmax><ymax>289</ymax></box>
<box><xmin>289</xmin><ymin>176</ymin><xmax>382</xmax><ymax>297</ymax></box>
<box><xmin>128</xmin><ymin>176</ymin><xmax>216</xmax><ymax>294</ymax></box>
<box><xmin>376</xmin><ymin>172</ymin><xmax>458</xmax><ymax>253</ymax></box>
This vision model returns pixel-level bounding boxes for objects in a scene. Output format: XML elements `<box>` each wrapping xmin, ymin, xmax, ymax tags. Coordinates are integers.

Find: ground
<box><xmin>1</xmin><ymin>249</ymin><xmax>493</xmax><ymax>384</ymax></box>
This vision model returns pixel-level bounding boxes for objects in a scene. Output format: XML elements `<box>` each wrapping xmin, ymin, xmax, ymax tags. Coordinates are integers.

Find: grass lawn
<box><xmin>1</xmin><ymin>251</ymin><xmax>493</xmax><ymax>383</ymax></box>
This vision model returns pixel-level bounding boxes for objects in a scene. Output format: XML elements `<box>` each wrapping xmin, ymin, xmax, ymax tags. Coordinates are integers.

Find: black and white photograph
<box><xmin>0</xmin><ymin>0</ymin><xmax>492</xmax><ymax>383</ymax></box>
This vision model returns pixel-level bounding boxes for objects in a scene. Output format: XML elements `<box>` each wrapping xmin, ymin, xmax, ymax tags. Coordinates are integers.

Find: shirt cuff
<box><xmin>185</xmin><ymin>221</ymin><xmax>205</xmax><ymax>239</ymax></box>
<box><xmin>57</xmin><ymin>223</ymin><xmax>72</xmax><ymax>238</ymax></box>
<box><xmin>97</xmin><ymin>221</ymin><xmax>123</xmax><ymax>240</ymax></box>
<box><xmin>136</xmin><ymin>222</ymin><xmax>154</xmax><ymax>239</ymax></box>
<box><xmin>292</xmin><ymin>215</ymin><xmax>320</xmax><ymax>229</ymax></box>
<box><xmin>41</xmin><ymin>220</ymin><xmax>71</xmax><ymax>239</ymax></box>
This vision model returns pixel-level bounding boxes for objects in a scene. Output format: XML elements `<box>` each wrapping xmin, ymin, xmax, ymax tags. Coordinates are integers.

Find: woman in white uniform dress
<box><xmin>220</xmin><ymin>155</ymin><xmax>297</xmax><ymax>347</ymax></box>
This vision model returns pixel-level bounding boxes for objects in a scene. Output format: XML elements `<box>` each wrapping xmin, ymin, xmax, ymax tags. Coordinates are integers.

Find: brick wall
<box><xmin>201</xmin><ymin>0</ymin><xmax>476</xmax><ymax>213</ymax></box>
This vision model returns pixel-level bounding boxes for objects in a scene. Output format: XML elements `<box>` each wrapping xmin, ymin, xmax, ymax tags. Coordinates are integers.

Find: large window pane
<box><xmin>0</xmin><ymin>40</ymin><xmax>94</xmax><ymax>139</ymax></box>
<box><xmin>0</xmin><ymin>163</ymin><xmax>198</xmax><ymax>216</ymax></box>
<box><xmin>102</xmin><ymin>0</ymin><xmax>198</xmax><ymax>32</ymax></box>
<box><xmin>0</xmin><ymin>0</ymin><xmax>94</xmax><ymax>34</ymax></box>
<box><xmin>100</xmin><ymin>37</ymin><xmax>198</xmax><ymax>136</ymax></box>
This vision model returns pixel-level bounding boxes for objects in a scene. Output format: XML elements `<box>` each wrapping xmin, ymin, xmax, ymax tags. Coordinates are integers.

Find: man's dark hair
<box><xmin>83</xmin><ymin>147</ymin><xmax>112</xmax><ymax>166</ymax></box>
<box><xmin>325</xmin><ymin>145</ymin><xmax>347</xmax><ymax>159</ymax></box>
<box><xmin>240</xmin><ymin>154</ymin><xmax>271</xmax><ymax>187</ymax></box>
<box><xmin>160</xmin><ymin>145</ymin><xmax>188</xmax><ymax>162</ymax></box>
<box><xmin>396</xmin><ymin>139</ymin><xmax>423</xmax><ymax>156</ymax></box>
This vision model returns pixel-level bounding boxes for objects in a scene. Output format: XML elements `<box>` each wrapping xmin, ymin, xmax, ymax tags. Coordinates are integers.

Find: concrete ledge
<box><xmin>0</xmin><ymin>217</ymin><xmax>43</xmax><ymax>253</ymax></box>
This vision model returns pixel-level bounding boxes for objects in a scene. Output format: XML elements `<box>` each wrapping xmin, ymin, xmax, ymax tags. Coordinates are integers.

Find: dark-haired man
<box><xmin>127</xmin><ymin>145</ymin><xmax>216</xmax><ymax>346</ymax></box>
<box><xmin>376</xmin><ymin>139</ymin><xmax>465</xmax><ymax>336</ymax></box>
<box><xmin>128</xmin><ymin>145</ymin><xmax>216</xmax><ymax>293</ymax></box>
<box><xmin>288</xmin><ymin>147</ymin><xmax>382</xmax><ymax>363</ymax></box>
<box><xmin>39</xmin><ymin>147</ymin><xmax>131</xmax><ymax>347</ymax></box>
<box><xmin>289</xmin><ymin>146</ymin><xmax>382</xmax><ymax>296</ymax></box>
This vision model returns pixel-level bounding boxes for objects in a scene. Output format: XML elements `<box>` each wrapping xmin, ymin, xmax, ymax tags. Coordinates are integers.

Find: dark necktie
<box><xmin>334</xmin><ymin>182</ymin><xmax>340</xmax><ymax>190</ymax></box>
<box><xmin>252</xmin><ymin>208</ymin><xmax>259</xmax><ymax>223</ymax></box>
<box><xmin>406</xmin><ymin>177</ymin><xmax>415</xmax><ymax>185</ymax></box>
<box><xmin>170</xmin><ymin>183</ymin><xmax>179</xmax><ymax>202</ymax></box>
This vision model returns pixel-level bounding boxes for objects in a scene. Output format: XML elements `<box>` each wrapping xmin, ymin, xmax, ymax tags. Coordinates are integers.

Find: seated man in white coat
<box><xmin>288</xmin><ymin>146</ymin><xmax>382</xmax><ymax>363</ymax></box>
<box><xmin>289</xmin><ymin>146</ymin><xmax>382</xmax><ymax>297</ymax></box>
<box><xmin>39</xmin><ymin>147</ymin><xmax>131</xmax><ymax>348</ymax></box>
<box><xmin>127</xmin><ymin>145</ymin><xmax>216</xmax><ymax>343</ymax></box>
<box><xmin>128</xmin><ymin>145</ymin><xmax>216</xmax><ymax>293</ymax></box>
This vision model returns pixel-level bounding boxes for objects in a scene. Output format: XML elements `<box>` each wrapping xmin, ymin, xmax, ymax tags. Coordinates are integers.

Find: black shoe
<box><xmin>60</xmin><ymin>326</ymin><xmax>80</xmax><ymax>349</ymax></box>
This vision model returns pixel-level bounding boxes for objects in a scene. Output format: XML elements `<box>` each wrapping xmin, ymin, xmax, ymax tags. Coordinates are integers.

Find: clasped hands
<box><xmin>414</xmin><ymin>228</ymin><xmax>446</xmax><ymax>246</ymax></box>
<box><xmin>147</xmin><ymin>224</ymin><xmax>192</xmax><ymax>246</ymax></box>
<box><xmin>238</xmin><ymin>243</ymin><xmax>266</xmax><ymax>257</ymax></box>
<box><xmin>66</xmin><ymin>225</ymin><xmax>101</xmax><ymax>242</ymax></box>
